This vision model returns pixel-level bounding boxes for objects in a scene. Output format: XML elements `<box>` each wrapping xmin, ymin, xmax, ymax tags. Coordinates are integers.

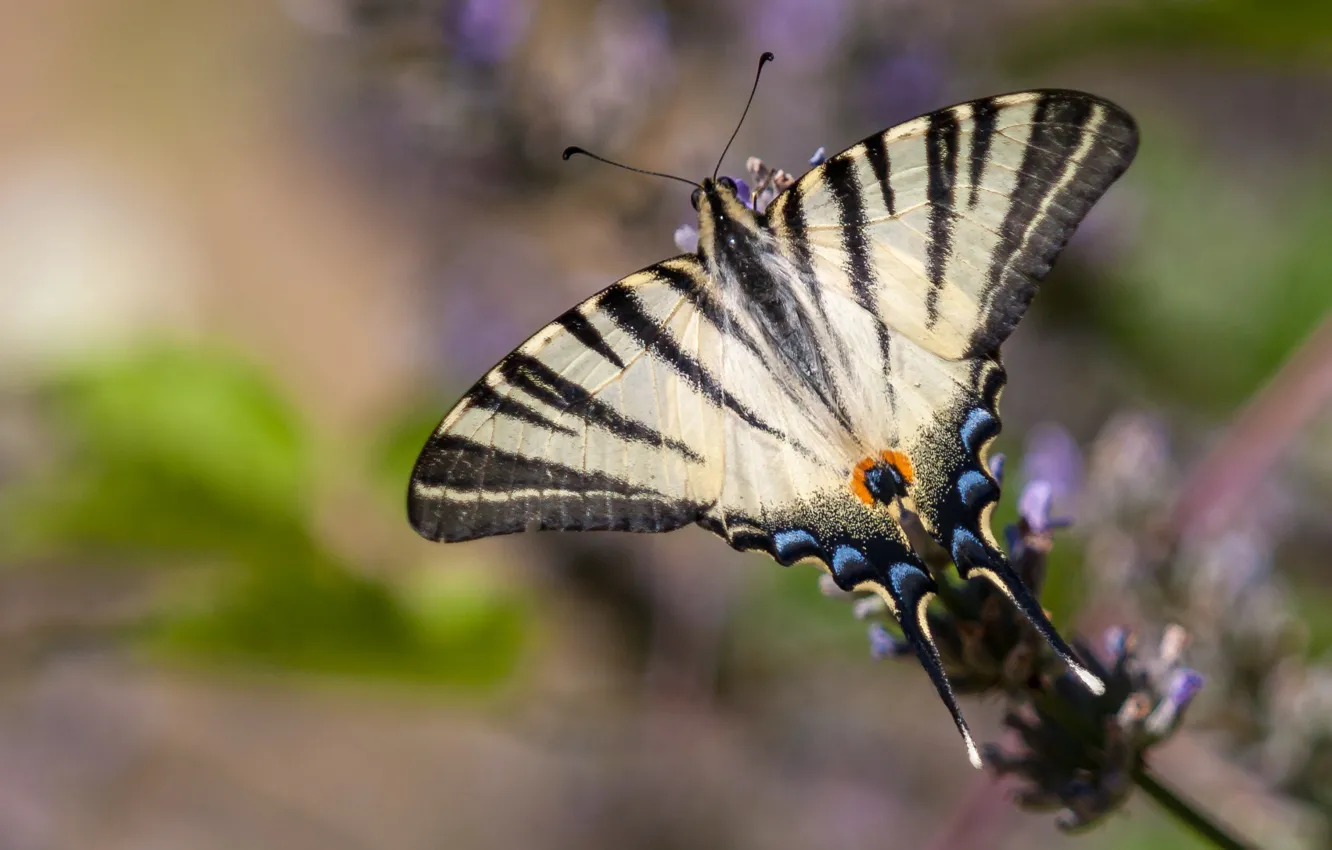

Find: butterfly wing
<box><xmin>769</xmin><ymin>89</ymin><xmax>1137</xmax><ymax>360</ymax></box>
<box><xmin>408</xmin><ymin>254</ymin><xmax>868</xmax><ymax>547</ymax></box>
<box><xmin>761</xmin><ymin>88</ymin><xmax>1137</xmax><ymax>695</ymax></box>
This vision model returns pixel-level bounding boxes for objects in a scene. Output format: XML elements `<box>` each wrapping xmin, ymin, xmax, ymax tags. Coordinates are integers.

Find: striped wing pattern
<box><xmin>410</xmin><ymin>90</ymin><xmax>1137</xmax><ymax>568</ymax></box>
<box><xmin>410</xmin><ymin>88</ymin><xmax>1136</xmax><ymax>764</ymax></box>
<box><xmin>408</xmin><ymin>254</ymin><xmax>859</xmax><ymax>544</ymax></box>
<box><xmin>760</xmin><ymin>88</ymin><xmax>1138</xmax><ymax>563</ymax></box>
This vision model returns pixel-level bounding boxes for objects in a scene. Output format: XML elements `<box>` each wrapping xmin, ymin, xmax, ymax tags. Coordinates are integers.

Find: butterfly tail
<box><xmin>883</xmin><ymin>563</ymin><xmax>982</xmax><ymax>769</ymax></box>
<box><xmin>953</xmin><ymin>534</ymin><xmax>1105</xmax><ymax>696</ymax></box>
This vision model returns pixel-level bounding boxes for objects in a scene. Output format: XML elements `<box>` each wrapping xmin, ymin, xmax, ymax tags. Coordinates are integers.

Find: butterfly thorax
<box><xmin>694</xmin><ymin>178</ymin><xmax>850</xmax><ymax>432</ymax></box>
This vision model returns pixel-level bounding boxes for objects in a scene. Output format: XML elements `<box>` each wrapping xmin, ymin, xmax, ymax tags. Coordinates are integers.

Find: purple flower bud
<box><xmin>1102</xmin><ymin>626</ymin><xmax>1130</xmax><ymax>661</ymax></box>
<box><xmin>673</xmin><ymin>224</ymin><xmax>699</xmax><ymax>254</ymax></box>
<box><xmin>989</xmin><ymin>453</ymin><xmax>1006</xmax><ymax>487</ymax></box>
<box><xmin>729</xmin><ymin>176</ymin><xmax>752</xmax><ymax>207</ymax></box>
<box><xmin>808</xmin><ymin>146</ymin><xmax>827</xmax><ymax>166</ymax></box>
<box><xmin>1022</xmin><ymin>423</ymin><xmax>1084</xmax><ymax>506</ymax></box>
<box><xmin>868</xmin><ymin>623</ymin><xmax>912</xmax><ymax>660</ymax></box>
<box><xmin>1166</xmin><ymin>668</ymin><xmax>1204</xmax><ymax>710</ymax></box>
<box><xmin>853</xmin><ymin>595</ymin><xmax>888</xmax><ymax>620</ymax></box>
<box><xmin>1019</xmin><ymin>480</ymin><xmax>1055</xmax><ymax>533</ymax></box>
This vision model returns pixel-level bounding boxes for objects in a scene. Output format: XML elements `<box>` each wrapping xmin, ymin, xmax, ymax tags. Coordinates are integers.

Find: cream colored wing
<box><xmin>408</xmin><ymin>254</ymin><xmax>887</xmax><ymax>551</ymax></box>
<box><xmin>758</xmin><ymin>88</ymin><xmax>1137</xmax><ymax>554</ymax></box>
<box><xmin>767</xmin><ymin>89</ymin><xmax>1138</xmax><ymax>362</ymax></box>
<box><xmin>748</xmin><ymin>89</ymin><xmax>1134</xmax><ymax>710</ymax></box>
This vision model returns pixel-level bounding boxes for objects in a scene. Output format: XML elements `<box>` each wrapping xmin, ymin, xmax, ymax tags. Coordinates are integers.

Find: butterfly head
<box><xmin>691</xmin><ymin>176</ymin><xmax>764</xmax><ymax>264</ymax></box>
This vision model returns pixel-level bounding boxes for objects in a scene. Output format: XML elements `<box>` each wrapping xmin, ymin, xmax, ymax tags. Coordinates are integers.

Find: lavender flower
<box><xmin>987</xmin><ymin>626</ymin><xmax>1204</xmax><ymax>831</ymax></box>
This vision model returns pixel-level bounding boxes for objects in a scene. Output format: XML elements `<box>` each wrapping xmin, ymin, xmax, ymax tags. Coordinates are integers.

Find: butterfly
<box><xmin>408</xmin><ymin>55</ymin><xmax>1138</xmax><ymax>767</ymax></box>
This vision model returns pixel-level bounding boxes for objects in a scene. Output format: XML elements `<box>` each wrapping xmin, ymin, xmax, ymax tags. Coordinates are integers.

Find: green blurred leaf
<box><xmin>7</xmin><ymin>343</ymin><xmax>314</xmax><ymax>561</ymax></box>
<box><xmin>53</xmin><ymin>343</ymin><xmax>309</xmax><ymax>520</ymax></box>
<box><xmin>4</xmin><ymin>342</ymin><xmax>528</xmax><ymax>689</ymax></box>
<box><xmin>1293</xmin><ymin>583</ymin><xmax>1332</xmax><ymax>659</ymax></box>
<box><xmin>1104</xmin><ymin>807</ymin><xmax>1218</xmax><ymax>850</ymax></box>
<box><xmin>730</xmin><ymin>561</ymin><xmax>871</xmax><ymax>664</ymax></box>
<box><xmin>153</xmin><ymin>556</ymin><xmax>527</xmax><ymax>688</ymax></box>
<box><xmin>1093</xmin><ymin>134</ymin><xmax>1332</xmax><ymax>410</ymax></box>
<box><xmin>1005</xmin><ymin>0</ymin><xmax>1332</xmax><ymax>71</ymax></box>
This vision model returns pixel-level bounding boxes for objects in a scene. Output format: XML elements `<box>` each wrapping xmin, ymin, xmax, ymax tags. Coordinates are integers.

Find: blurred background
<box><xmin>1</xmin><ymin>1</ymin><xmax>1330</xmax><ymax>848</ymax></box>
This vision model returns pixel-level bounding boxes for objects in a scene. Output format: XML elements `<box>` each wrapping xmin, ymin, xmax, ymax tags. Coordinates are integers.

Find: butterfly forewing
<box><xmin>769</xmin><ymin>89</ymin><xmax>1138</xmax><ymax>362</ymax></box>
<box><xmin>408</xmin><ymin>255</ymin><xmax>856</xmax><ymax>544</ymax></box>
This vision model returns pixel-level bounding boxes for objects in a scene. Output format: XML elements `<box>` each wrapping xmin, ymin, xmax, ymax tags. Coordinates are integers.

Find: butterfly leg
<box><xmin>951</xmin><ymin>530</ymin><xmax>1105</xmax><ymax>695</ymax></box>
<box><xmin>879</xmin><ymin>562</ymin><xmax>983</xmax><ymax>769</ymax></box>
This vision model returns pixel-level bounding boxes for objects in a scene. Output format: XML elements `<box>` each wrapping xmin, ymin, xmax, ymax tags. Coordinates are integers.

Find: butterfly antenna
<box><xmin>713</xmin><ymin>51</ymin><xmax>774</xmax><ymax>180</ymax></box>
<box><xmin>561</xmin><ymin>147</ymin><xmax>699</xmax><ymax>189</ymax></box>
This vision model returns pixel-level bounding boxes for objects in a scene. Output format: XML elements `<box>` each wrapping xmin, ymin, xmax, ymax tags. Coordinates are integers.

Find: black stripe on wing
<box><xmin>823</xmin><ymin>155</ymin><xmax>895</xmax><ymax>394</ymax></box>
<box><xmin>463</xmin><ymin>382</ymin><xmax>580</xmax><ymax>437</ymax></box>
<box><xmin>409</xmin><ymin>433</ymin><xmax>701</xmax><ymax>541</ymax></box>
<box><xmin>555</xmin><ymin>309</ymin><xmax>625</xmax><ymax>368</ymax></box>
<box><xmin>653</xmin><ymin>261</ymin><xmax>766</xmax><ymax>361</ymax></box>
<box><xmin>496</xmin><ymin>353</ymin><xmax>705</xmax><ymax>464</ymax></box>
<box><xmin>862</xmin><ymin>132</ymin><xmax>896</xmax><ymax>216</ymax></box>
<box><xmin>597</xmin><ymin>281</ymin><xmax>789</xmax><ymax>444</ymax></box>
<box><xmin>966</xmin><ymin>97</ymin><xmax>999</xmax><ymax>210</ymax></box>
<box><xmin>924</xmin><ymin>107</ymin><xmax>961</xmax><ymax>328</ymax></box>
<box><xmin>969</xmin><ymin>91</ymin><xmax>1137</xmax><ymax>357</ymax></box>
<box><xmin>416</xmin><ymin>434</ymin><xmax>661</xmax><ymax>494</ymax></box>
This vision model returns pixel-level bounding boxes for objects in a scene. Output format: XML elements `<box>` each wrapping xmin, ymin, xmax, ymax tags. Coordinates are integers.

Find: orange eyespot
<box><xmin>880</xmin><ymin>449</ymin><xmax>914</xmax><ymax>485</ymax></box>
<box><xmin>850</xmin><ymin>450</ymin><xmax>913</xmax><ymax>506</ymax></box>
<box><xmin>851</xmin><ymin>456</ymin><xmax>877</xmax><ymax>505</ymax></box>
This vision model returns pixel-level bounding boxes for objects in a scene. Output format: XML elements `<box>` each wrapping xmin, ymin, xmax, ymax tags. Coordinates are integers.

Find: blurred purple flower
<box><xmin>863</xmin><ymin>50</ymin><xmax>946</xmax><ymax>124</ymax></box>
<box><xmin>1022</xmin><ymin>423</ymin><xmax>1085</xmax><ymax>503</ymax></box>
<box><xmin>868</xmin><ymin>623</ymin><xmax>912</xmax><ymax>660</ymax></box>
<box><xmin>1019</xmin><ymin>480</ymin><xmax>1057</xmax><ymax>534</ymax></box>
<box><xmin>1167</xmin><ymin>668</ymin><xmax>1205</xmax><ymax>710</ymax></box>
<box><xmin>673</xmin><ymin>224</ymin><xmax>699</xmax><ymax>254</ymax></box>
<box><xmin>1018</xmin><ymin>481</ymin><xmax>1074</xmax><ymax>536</ymax></box>
<box><xmin>730</xmin><ymin>176</ymin><xmax>752</xmax><ymax>207</ymax></box>
<box><xmin>751</xmin><ymin>0</ymin><xmax>848</xmax><ymax>68</ymax></box>
<box><xmin>455</xmin><ymin>0</ymin><xmax>531</xmax><ymax>65</ymax></box>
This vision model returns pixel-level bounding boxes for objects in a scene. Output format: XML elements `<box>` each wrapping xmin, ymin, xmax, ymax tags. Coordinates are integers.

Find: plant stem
<box><xmin>1132</xmin><ymin>764</ymin><xmax>1256</xmax><ymax>850</ymax></box>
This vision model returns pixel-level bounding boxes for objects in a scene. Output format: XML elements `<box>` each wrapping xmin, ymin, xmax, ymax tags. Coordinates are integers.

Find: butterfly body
<box><xmin>409</xmin><ymin>88</ymin><xmax>1138</xmax><ymax>766</ymax></box>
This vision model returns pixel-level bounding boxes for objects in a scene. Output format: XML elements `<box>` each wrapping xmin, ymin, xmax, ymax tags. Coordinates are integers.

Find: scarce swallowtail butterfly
<box><xmin>408</xmin><ymin>53</ymin><xmax>1138</xmax><ymax>768</ymax></box>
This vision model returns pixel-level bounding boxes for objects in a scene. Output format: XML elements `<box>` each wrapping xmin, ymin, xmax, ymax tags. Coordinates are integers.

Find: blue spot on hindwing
<box><xmin>957</xmin><ymin>469</ymin><xmax>992</xmax><ymax>506</ymax></box>
<box><xmin>773</xmin><ymin>528</ymin><xmax>819</xmax><ymax>563</ymax></box>
<box><xmin>951</xmin><ymin>527</ymin><xmax>986</xmax><ymax>569</ymax></box>
<box><xmin>959</xmin><ymin>407</ymin><xmax>995</xmax><ymax>452</ymax></box>
<box><xmin>888</xmin><ymin>562</ymin><xmax>926</xmax><ymax>598</ymax></box>
<box><xmin>832</xmin><ymin>546</ymin><xmax>868</xmax><ymax>582</ymax></box>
